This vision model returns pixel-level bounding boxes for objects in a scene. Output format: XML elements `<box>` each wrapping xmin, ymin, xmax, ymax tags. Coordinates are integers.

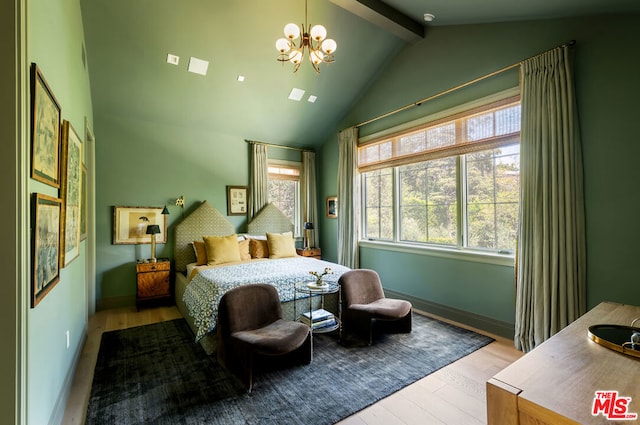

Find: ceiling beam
<box><xmin>330</xmin><ymin>0</ymin><xmax>424</xmax><ymax>43</ymax></box>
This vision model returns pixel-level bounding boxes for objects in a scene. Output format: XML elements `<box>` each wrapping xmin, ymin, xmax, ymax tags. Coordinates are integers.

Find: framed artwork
<box><xmin>227</xmin><ymin>186</ymin><xmax>249</xmax><ymax>216</ymax></box>
<box><xmin>113</xmin><ymin>206</ymin><xmax>167</xmax><ymax>244</ymax></box>
<box><xmin>326</xmin><ymin>196</ymin><xmax>338</xmax><ymax>218</ymax></box>
<box><xmin>31</xmin><ymin>64</ymin><xmax>62</xmax><ymax>188</ymax></box>
<box><xmin>60</xmin><ymin>121</ymin><xmax>83</xmax><ymax>267</ymax></box>
<box><xmin>80</xmin><ymin>164</ymin><xmax>88</xmax><ymax>241</ymax></box>
<box><xmin>32</xmin><ymin>193</ymin><xmax>62</xmax><ymax>308</ymax></box>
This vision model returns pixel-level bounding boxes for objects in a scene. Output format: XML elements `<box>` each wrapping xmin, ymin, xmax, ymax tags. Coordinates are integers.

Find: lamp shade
<box><xmin>161</xmin><ymin>205</ymin><xmax>170</xmax><ymax>215</ymax></box>
<box><xmin>146</xmin><ymin>224</ymin><xmax>161</xmax><ymax>235</ymax></box>
<box><xmin>304</xmin><ymin>222</ymin><xmax>314</xmax><ymax>230</ymax></box>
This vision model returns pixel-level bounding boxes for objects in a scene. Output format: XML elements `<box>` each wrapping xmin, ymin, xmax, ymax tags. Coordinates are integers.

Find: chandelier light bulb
<box><xmin>321</xmin><ymin>38</ymin><xmax>337</xmax><ymax>54</ymax></box>
<box><xmin>310</xmin><ymin>25</ymin><xmax>327</xmax><ymax>42</ymax></box>
<box><xmin>310</xmin><ymin>50</ymin><xmax>324</xmax><ymax>65</ymax></box>
<box><xmin>289</xmin><ymin>50</ymin><xmax>303</xmax><ymax>64</ymax></box>
<box><xmin>284</xmin><ymin>23</ymin><xmax>300</xmax><ymax>40</ymax></box>
<box><xmin>275</xmin><ymin>38</ymin><xmax>291</xmax><ymax>53</ymax></box>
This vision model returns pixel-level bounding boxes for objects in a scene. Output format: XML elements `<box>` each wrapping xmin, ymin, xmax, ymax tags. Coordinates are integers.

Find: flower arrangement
<box><xmin>309</xmin><ymin>267</ymin><xmax>333</xmax><ymax>286</ymax></box>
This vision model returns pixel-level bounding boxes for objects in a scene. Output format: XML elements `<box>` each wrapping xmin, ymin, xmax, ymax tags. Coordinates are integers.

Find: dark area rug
<box><xmin>86</xmin><ymin>314</ymin><xmax>493</xmax><ymax>425</ymax></box>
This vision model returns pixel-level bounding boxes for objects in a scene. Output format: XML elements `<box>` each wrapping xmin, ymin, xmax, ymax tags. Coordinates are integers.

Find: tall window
<box><xmin>268</xmin><ymin>160</ymin><xmax>301</xmax><ymax>235</ymax></box>
<box><xmin>360</xmin><ymin>95</ymin><xmax>520</xmax><ymax>254</ymax></box>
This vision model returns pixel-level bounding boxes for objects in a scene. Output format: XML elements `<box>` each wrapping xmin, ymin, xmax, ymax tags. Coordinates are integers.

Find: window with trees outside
<box><xmin>268</xmin><ymin>161</ymin><xmax>302</xmax><ymax>236</ymax></box>
<box><xmin>360</xmin><ymin>95</ymin><xmax>520</xmax><ymax>255</ymax></box>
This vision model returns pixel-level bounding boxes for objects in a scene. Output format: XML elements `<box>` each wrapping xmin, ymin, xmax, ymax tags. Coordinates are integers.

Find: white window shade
<box><xmin>358</xmin><ymin>96</ymin><xmax>521</xmax><ymax>173</ymax></box>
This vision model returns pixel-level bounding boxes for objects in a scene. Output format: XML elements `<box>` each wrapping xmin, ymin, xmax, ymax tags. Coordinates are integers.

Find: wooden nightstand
<box><xmin>136</xmin><ymin>259</ymin><xmax>171</xmax><ymax>310</ymax></box>
<box><xmin>296</xmin><ymin>247</ymin><xmax>321</xmax><ymax>259</ymax></box>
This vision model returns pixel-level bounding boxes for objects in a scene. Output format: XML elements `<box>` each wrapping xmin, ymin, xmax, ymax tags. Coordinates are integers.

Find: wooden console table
<box><xmin>487</xmin><ymin>301</ymin><xmax>640</xmax><ymax>425</ymax></box>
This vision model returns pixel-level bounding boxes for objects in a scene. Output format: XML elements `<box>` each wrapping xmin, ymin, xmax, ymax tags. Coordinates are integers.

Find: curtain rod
<box><xmin>245</xmin><ymin>139</ymin><xmax>314</xmax><ymax>153</ymax></box>
<box><xmin>355</xmin><ymin>40</ymin><xmax>576</xmax><ymax>129</ymax></box>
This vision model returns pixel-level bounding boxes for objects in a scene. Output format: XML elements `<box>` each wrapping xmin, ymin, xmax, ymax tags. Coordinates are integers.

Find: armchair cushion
<box><xmin>233</xmin><ymin>319</ymin><xmax>311</xmax><ymax>355</ymax></box>
<box><xmin>349</xmin><ymin>298</ymin><xmax>412</xmax><ymax>320</ymax></box>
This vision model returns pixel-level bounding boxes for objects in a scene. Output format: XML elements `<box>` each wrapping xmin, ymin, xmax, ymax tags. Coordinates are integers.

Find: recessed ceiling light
<box><xmin>424</xmin><ymin>13</ymin><xmax>435</xmax><ymax>22</ymax></box>
<box><xmin>166</xmin><ymin>53</ymin><xmax>180</xmax><ymax>65</ymax></box>
<box><xmin>188</xmin><ymin>57</ymin><xmax>209</xmax><ymax>76</ymax></box>
<box><xmin>237</xmin><ymin>75</ymin><xmax>245</xmax><ymax>82</ymax></box>
<box><xmin>288</xmin><ymin>88</ymin><xmax>305</xmax><ymax>101</ymax></box>
<box><xmin>308</xmin><ymin>95</ymin><xmax>317</xmax><ymax>103</ymax></box>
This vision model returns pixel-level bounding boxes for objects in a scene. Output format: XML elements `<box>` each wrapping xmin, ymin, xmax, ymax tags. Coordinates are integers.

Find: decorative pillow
<box><xmin>266</xmin><ymin>231</ymin><xmax>297</xmax><ymax>259</ymax></box>
<box><xmin>249</xmin><ymin>238</ymin><xmax>270</xmax><ymax>259</ymax></box>
<box><xmin>192</xmin><ymin>240</ymin><xmax>208</xmax><ymax>266</ymax></box>
<box><xmin>203</xmin><ymin>234</ymin><xmax>241</xmax><ymax>265</ymax></box>
<box><xmin>238</xmin><ymin>239</ymin><xmax>251</xmax><ymax>261</ymax></box>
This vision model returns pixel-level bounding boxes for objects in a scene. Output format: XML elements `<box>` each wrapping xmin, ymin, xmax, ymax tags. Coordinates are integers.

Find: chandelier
<box><xmin>275</xmin><ymin>0</ymin><xmax>337</xmax><ymax>73</ymax></box>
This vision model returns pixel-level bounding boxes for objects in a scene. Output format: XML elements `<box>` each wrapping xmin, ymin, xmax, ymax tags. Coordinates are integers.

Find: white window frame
<box><xmin>358</xmin><ymin>88</ymin><xmax>520</xmax><ymax>266</ymax></box>
<box><xmin>267</xmin><ymin>159</ymin><xmax>303</xmax><ymax>237</ymax></box>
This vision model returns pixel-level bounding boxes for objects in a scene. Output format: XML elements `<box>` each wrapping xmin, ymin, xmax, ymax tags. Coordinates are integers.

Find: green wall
<box><xmin>94</xmin><ymin>115</ymin><xmax>250</xmax><ymax>305</ymax></box>
<box><xmin>93</xmin><ymin>113</ymin><xmax>310</xmax><ymax>306</ymax></box>
<box><xmin>27</xmin><ymin>0</ymin><xmax>94</xmax><ymax>424</ymax></box>
<box><xmin>319</xmin><ymin>15</ymin><xmax>640</xmax><ymax>336</ymax></box>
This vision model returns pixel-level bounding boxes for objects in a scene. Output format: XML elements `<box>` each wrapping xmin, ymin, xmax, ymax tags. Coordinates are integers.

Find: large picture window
<box><xmin>360</xmin><ymin>95</ymin><xmax>520</xmax><ymax>254</ymax></box>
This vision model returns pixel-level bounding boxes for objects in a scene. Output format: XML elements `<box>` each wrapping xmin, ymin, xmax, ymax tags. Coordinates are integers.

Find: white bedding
<box><xmin>182</xmin><ymin>256</ymin><xmax>350</xmax><ymax>341</ymax></box>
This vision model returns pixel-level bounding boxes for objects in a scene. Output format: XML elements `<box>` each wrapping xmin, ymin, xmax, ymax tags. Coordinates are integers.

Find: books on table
<box><xmin>300</xmin><ymin>309</ymin><xmax>336</xmax><ymax>329</ymax></box>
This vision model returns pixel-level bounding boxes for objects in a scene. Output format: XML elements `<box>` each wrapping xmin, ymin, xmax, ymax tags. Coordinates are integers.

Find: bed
<box><xmin>174</xmin><ymin>201</ymin><xmax>349</xmax><ymax>354</ymax></box>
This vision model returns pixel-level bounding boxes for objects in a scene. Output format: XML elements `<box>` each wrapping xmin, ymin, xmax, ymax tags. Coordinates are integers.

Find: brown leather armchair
<box><xmin>216</xmin><ymin>283</ymin><xmax>312</xmax><ymax>392</ymax></box>
<box><xmin>339</xmin><ymin>269</ymin><xmax>412</xmax><ymax>345</ymax></box>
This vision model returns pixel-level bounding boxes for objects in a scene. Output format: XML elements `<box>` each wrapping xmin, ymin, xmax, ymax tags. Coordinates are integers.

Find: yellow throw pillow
<box><xmin>203</xmin><ymin>234</ymin><xmax>241</xmax><ymax>265</ymax></box>
<box><xmin>238</xmin><ymin>239</ymin><xmax>251</xmax><ymax>261</ymax></box>
<box><xmin>192</xmin><ymin>240</ymin><xmax>208</xmax><ymax>266</ymax></box>
<box><xmin>249</xmin><ymin>238</ymin><xmax>270</xmax><ymax>259</ymax></box>
<box><xmin>266</xmin><ymin>231</ymin><xmax>297</xmax><ymax>259</ymax></box>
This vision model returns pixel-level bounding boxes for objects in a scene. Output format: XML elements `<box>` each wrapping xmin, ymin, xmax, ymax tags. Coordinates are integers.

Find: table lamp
<box><xmin>304</xmin><ymin>222</ymin><xmax>314</xmax><ymax>250</ymax></box>
<box><xmin>146</xmin><ymin>224</ymin><xmax>161</xmax><ymax>262</ymax></box>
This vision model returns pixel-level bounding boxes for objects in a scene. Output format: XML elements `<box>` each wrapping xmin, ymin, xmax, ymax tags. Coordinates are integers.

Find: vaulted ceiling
<box><xmin>80</xmin><ymin>0</ymin><xmax>639</xmax><ymax>148</ymax></box>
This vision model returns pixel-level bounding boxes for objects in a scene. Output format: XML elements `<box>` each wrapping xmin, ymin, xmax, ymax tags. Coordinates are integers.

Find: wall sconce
<box><xmin>304</xmin><ymin>221</ymin><xmax>314</xmax><ymax>250</ymax></box>
<box><xmin>175</xmin><ymin>195</ymin><xmax>185</xmax><ymax>208</ymax></box>
<box><xmin>146</xmin><ymin>224</ymin><xmax>161</xmax><ymax>262</ymax></box>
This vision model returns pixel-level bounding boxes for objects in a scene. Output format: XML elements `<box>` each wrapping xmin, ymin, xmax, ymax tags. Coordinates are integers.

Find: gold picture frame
<box><xmin>32</xmin><ymin>193</ymin><xmax>62</xmax><ymax>307</ymax></box>
<box><xmin>113</xmin><ymin>206</ymin><xmax>167</xmax><ymax>245</ymax></box>
<box><xmin>326</xmin><ymin>196</ymin><xmax>337</xmax><ymax>218</ymax></box>
<box><xmin>60</xmin><ymin>120</ymin><xmax>83</xmax><ymax>267</ymax></box>
<box><xmin>31</xmin><ymin>64</ymin><xmax>62</xmax><ymax>188</ymax></box>
<box><xmin>80</xmin><ymin>164</ymin><xmax>88</xmax><ymax>241</ymax></box>
<box><xmin>227</xmin><ymin>186</ymin><xmax>249</xmax><ymax>216</ymax></box>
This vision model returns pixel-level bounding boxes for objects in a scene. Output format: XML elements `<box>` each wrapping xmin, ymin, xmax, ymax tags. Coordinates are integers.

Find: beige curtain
<box><xmin>514</xmin><ymin>46</ymin><xmax>587</xmax><ymax>352</ymax></box>
<box><xmin>337</xmin><ymin>127</ymin><xmax>359</xmax><ymax>268</ymax></box>
<box><xmin>302</xmin><ymin>151</ymin><xmax>318</xmax><ymax>248</ymax></box>
<box><xmin>249</xmin><ymin>143</ymin><xmax>268</xmax><ymax>222</ymax></box>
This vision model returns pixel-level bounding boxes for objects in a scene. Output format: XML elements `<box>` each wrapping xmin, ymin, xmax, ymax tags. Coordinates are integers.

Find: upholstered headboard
<box><xmin>247</xmin><ymin>203</ymin><xmax>294</xmax><ymax>235</ymax></box>
<box><xmin>173</xmin><ymin>201</ymin><xmax>235</xmax><ymax>273</ymax></box>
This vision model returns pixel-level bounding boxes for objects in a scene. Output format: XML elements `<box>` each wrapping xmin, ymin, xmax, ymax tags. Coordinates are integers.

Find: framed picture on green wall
<box><xmin>113</xmin><ymin>206</ymin><xmax>167</xmax><ymax>244</ymax></box>
<box><xmin>326</xmin><ymin>196</ymin><xmax>337</xmax><ymax>218</ymax></box>
<box><xmin>60</xmin><ymin>120</ymin><xmax>83</xmax><ymax>268</ymax></box>
<box><xmin>32</xmin><ymin>193</ymin><xmax>62</xmax><ymax>308</ymax></box>
<box><xmin>31</xmin><ymin>63</ymin><xmax>62</xmax><ymax>188</ymax></box>
<box><xmin>227</xmin><ymin>186</ymin><xmax>248</xmax><ymax>216</ymax></box>
<box><xmin>80</xmin><ymin>164</ymin><xmax>87</xmax><ymax>241</ymax></box>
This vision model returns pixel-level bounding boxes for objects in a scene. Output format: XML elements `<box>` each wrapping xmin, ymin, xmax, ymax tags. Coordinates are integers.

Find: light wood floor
<box><xmin>62</xmin><ymin>306</ymin><xmax>523</xmax><ymax>425</ymax></box>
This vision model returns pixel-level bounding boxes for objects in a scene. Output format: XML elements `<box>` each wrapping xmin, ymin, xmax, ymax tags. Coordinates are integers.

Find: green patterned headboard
<box><xmin>247</xmin><ymin>203</ymin><xmax>294</xmax><ymax>235</ymax></box>
<box><xmin>173</xmin><ymin>201</ymin><xmax>235</xmax><ymax>273</ymax></box>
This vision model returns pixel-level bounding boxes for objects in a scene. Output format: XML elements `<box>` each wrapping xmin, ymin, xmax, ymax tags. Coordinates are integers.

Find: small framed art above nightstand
<box><xmin>296</xmin><ymin>247</ymin><xmax>321</xmax><ymax>260</ymax></box>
